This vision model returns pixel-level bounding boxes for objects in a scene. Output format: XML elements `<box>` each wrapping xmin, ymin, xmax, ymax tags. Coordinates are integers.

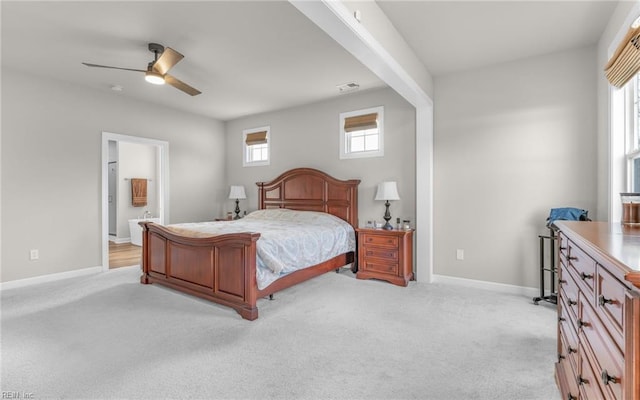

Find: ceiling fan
<box><xmin>82</xmin><ymin>43</ymin><xmax>201</xmax><ymax>96</ymax></box>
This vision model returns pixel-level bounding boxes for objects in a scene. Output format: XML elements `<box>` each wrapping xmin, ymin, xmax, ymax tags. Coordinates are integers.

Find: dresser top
<box><xmin>554</xmin><ymin>221</ymin><xmax>640</xmax><ymax>287</ymax></box>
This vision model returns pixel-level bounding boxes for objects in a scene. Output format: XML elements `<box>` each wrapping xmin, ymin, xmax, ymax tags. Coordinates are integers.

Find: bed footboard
<box><xmin>139</xmin><ymin>222</ymin><xmax>261</xmax><ymax>320</ymax></box>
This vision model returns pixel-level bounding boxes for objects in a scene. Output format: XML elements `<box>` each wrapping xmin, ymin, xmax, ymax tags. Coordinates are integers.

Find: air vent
<box><xmin>337</xmin><ymin>82</ymin><xmax>360</xmax><ymax>94</ymax></box>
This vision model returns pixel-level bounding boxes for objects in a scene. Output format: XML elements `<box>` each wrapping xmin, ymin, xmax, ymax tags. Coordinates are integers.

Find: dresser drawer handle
<box><xmin>598</xmin><ymin>295</ymin><xmax>614</xmax><ymax>307</ymax></box>
<box><xmin>560</xmin><ymin>246</ymin><xmax>567</xmax><ymax>250</ymax></box>
<box><xmin>558</xmin><ymin>353</ymin><xmax>565</xmax><ymax>361</ymax></box>
<box><xmin>568</xmin><ymin>256</ymin><xmax>578</xmax><ymax>261</ymax></box>
<box><xmin>567</xmin><ymin>346</ymin><xmax>577</xmax><ymax>354</ymax></box>
<box><xmin>567</xmin><ymin>299</ymin><xmax>577</xmax><ymax>306</ymax></box>
<box><xmin>567</xmin><ymin>394</ymin><xmax>577</xmax><ymax>400</ymax></box>
<box><xmin>366</xmin><ymin>250</ymin><xmax>395</xmax><ymax>258</ymax></box>
<box><xmin>558</xmin><ymin>316</ymin><xmax>566</xmax><ymax>323</ymax></box>
<box><xmin>577</xmin><ymin>375</ymin><xmax>588</xmax><ymax>386</ymax></box>
<box><xmin>578</xmin><ymin>319</ymin><xmax>589</xmax><ymax>328</ymax></box>
<box><xmin>558</xmin><ymin>279</ymin><xmax>567</xmax><ymax>285</ymax></box>
<box><xmin>580</xmin><ymin>272</ymin><xmax>593</xmax><ymax>280</ymax></box>
<box><xmin>601</xmin><ymin>370</ymin><xmax>618</xmax><ymax>386</ymax></box>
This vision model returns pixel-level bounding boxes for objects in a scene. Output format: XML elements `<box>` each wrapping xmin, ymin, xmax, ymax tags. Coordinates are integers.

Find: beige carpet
<box><xmin>1</xmin><ymin>266</ymin><xmax>559</xmax><ymax>399</ymax></box>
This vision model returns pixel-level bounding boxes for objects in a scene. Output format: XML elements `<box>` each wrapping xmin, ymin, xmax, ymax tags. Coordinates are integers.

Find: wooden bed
<box><xmin>139</xmin><ymin>168</ymin><xmax>360</xmax><ymax>320</ymax></box>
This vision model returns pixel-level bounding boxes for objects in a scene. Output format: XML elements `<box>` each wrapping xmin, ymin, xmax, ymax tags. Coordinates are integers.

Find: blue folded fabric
<box><xmin>547</xmin><ymin>207</ymin><xmax>589</xmax><ymax>226</ymax></box>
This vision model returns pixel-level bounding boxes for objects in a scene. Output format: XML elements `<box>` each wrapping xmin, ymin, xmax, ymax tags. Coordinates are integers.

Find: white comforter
<box><xmin>170</xmin><ymin>209</ymin><xmax>355</xmax><ymax>289</ymax></box>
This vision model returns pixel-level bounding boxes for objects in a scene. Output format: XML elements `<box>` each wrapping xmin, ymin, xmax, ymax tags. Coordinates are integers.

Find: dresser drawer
<box><xmin>567</xmin><ymin>241</ymin><xmax>596</xmax><ymax>304</ymax></box>
<box><xmin>578</xmin><ymin>345</ymin><xmax>607</xmax><ymax>400</ymax></box>
<box><xmin>360</xmin><ymin>259</ymin><xmax>398</xmax><ymax>275</ymax></box>
<box><xmin>557</xmin><ymin>351</ymin><xmax>580</xmax><ymax>400</ymax></box>
<box><xmin>580</xmin><ymin>299</ymin><xmax>624</xmax><ymax>400</ymax></box>
<box><xmin>561</xmin><ymin>272</ymin><xmax>579</xmax><ymax>323</ymax></box>
<box><xmin>361</xmin><ymin>234</ymin><xmax>398</xmax><ymax>248</ymax></box>
<box><xmin>558</xmin><ymin>233</ymin><xmax>568</xmax><ymax>260</ymax></box>
<box><xmin>596</xmin><ymin>266</ymin><xmax>625</xmax><ymax>351</ymax></box>
<box><xmin>560</xmin><ymin>322</ymin><xmax>580</xmax><ymax>375</ymax></box>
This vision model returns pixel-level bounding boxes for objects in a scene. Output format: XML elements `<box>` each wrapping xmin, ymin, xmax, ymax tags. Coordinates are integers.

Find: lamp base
<box><xmin>382</xmin><ymin>200</ymin><xmax>393</xmax><ymax>230</ymax></box>
<box><xmin>233</xmin><ymin>199</ymin><xmax>241</xmax><ymax>219</ymax></box>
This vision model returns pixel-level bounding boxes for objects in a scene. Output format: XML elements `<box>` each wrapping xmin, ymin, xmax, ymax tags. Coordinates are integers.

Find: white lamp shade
<box><xmin>374</xmin><ymin>181</ymin><xmax>400</xmax><ymax>201</ymax></box>
<box><xmin>229</xmin><ymin>185</ymin><xmax>246</xmax><ymax>200</ymax></box>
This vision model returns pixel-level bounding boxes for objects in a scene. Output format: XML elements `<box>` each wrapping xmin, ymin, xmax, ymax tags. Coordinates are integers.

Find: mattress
<box><xmin>169</xmin><ymin>209</ymin><xmax>355</xmax><ymax>289</ymax></box>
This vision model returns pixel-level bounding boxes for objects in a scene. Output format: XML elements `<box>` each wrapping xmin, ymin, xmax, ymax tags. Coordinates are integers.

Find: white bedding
<box><xmin>169</xmin><ymin>209</ymin><xmax>355</xmax><ymax>289</ymax></box>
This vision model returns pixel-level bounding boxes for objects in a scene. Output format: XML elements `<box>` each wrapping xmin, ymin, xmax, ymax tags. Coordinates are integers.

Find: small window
<box><xmin>339</xmin><ymin>106</ymin><xmax>384</xmax><ymax>159</ymax></box>
<box><xmin>243</xmin><ymin>126</ymin><xmax>270</xmax><ymax>167</ymax></box>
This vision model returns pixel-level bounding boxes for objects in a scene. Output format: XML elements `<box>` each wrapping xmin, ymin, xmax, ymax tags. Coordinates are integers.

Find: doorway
<box><xmin>101</xmin><ymin>132</ymin><xmax>169</xmax><ymax>271</ymax></box>
<box><xmin>108</xmin><ymin>161</ymin><xmax>117</xmax><ymax>236</ymax></box>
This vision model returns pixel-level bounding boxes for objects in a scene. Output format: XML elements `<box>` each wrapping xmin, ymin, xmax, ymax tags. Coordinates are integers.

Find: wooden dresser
<box><xmin>355</xmin><ymin>228</ymin><xmax>414</xmax><ymax>286</ymax></box>
<box><xmin>554</xmin><ymin>221</ymin><xmax>640</xmax><ymax>400</ymax></box>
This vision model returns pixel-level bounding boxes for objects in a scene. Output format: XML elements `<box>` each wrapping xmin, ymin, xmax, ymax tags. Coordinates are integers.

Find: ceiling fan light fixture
<box><xmin>145</xmin><ymin>71</ymin><xmax>165</xmax><ymax>85</ymax></box>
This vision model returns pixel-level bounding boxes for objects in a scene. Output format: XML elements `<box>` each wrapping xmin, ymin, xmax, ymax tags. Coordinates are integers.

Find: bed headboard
<box><xmin>257</xmin><ymin>168</ymin><xmax>360</xmax><ymax>229</ymax></box>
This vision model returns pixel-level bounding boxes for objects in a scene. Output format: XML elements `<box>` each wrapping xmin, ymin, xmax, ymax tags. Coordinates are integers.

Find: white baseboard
<box><xmin>0</xmin><ymin>266</ymin><xmax>103</xmax><ymax>291</ymax></box>
<box><xmin>431</xmin><ymin>274</ymin><xmax>540</xmax><ymax>297</ymax></box>
<box><xmin>109</xmin><ymin>236</ymin><xmax>131</xmax><ymax>244</ymax></box>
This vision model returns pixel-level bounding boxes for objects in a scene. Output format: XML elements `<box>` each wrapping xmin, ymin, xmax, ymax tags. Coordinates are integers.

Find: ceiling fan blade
<box><xmin>165</xmin><ymin>74</ymin><xmax>201</xmax><ymax>96</ymax></box>
<box><xmin>152</xmin><ymin>47</ymin><xmax>184</xmax><ymax>75</ymax></box>
<box><xmin>82</xmin><ymin>62</ymin><xmax>146</xmax><ymax>73</ymax></box>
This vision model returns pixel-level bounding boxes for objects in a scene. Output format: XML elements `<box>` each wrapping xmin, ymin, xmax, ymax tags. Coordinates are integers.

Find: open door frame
<box><xmin>101</xmin><ymin>132</ymin><xmax>169</xmax><ymax>271</ymax></box>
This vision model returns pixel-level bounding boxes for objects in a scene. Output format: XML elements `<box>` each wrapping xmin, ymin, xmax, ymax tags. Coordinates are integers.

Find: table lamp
<box><xmin>229</xmin><ymin>185</ymin><xmax>247</xmax><ymax>219</ymax></box>
<box><xmin>374</xmin><ymin>181</ymin><xmax>400</xmax><ymax>230</ymax></box>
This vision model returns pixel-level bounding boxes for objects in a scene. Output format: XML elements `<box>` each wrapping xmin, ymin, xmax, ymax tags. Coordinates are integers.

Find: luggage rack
<box><xmin>533</xmin><ymin>227</ymin><xmax>558</xmax><ymax>305</ymax></box>
<box><xmin>533</xmin><ymin>207</ymin><xmax>589</xmax><ymax>306</ymax></box>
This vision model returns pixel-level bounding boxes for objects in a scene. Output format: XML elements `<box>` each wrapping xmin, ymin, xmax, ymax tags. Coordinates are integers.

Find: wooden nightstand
<box><xmin>355</xmin><ymin>228</ymin><xmax>414</xmax><ymax>286</ymax></box>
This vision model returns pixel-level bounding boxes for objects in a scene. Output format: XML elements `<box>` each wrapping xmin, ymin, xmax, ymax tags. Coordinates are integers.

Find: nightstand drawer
<box><xmin>364</xmin><ymin>248</ymin><xmax>398</xmax><ymax>261</ymax></box>
<box><xmin>361</xmin><ymin>259</ymin><xmax>398</xmax><ymax>275</ymax></box>
<box><xmin>361</xmin><ymin>234</ymin><xmax>398</xmax><ymax>248</ymax></box>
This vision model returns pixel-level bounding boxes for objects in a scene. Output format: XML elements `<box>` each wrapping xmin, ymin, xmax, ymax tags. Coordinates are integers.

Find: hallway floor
<box><xmin>109</xmin><ymin>242</ymin><xmax>141</xmax><ymax>268</ymax></box>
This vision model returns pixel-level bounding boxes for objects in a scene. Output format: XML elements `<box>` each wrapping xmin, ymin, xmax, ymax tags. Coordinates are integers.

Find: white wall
<box><xmin>225</xmin><ymin>87</ymin><xmax>416</xmax><ymax>228</ymax></box>
<box><xmin>116</xmin><ymin>142</ymin><xmax>158</xmax><ymax>238</ymax></box>
<box><xmin>1</xmin><ymin>68</ymin><xmax>226</xmax><ymax>283</ymax></box>
<box><xmin>433</xmin><ymin>46</ymin><xmax>598</xmax><ymax>288</ymax></box>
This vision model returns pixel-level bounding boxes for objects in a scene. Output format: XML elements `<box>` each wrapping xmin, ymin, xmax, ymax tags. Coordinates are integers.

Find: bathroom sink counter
<box><xmin>129</xmin><ymin>217</ymin><xmax>160</xmax><ymax>246</ymax></box>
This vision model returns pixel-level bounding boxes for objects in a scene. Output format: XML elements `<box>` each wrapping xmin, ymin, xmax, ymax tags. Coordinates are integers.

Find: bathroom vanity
<box><xmin>129</xmin><ymin>217</ymin><xmax>160</xmax><ymax>246</ymax></box>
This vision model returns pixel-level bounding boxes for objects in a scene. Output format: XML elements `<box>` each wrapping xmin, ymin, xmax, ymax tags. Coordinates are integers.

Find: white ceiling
<box><xmin>1</xmin><ymin>1</ymin><xmax>620</xmax><ymax>121</ymax></box>
<box><xmin>378</xmin><ymin>0</ymin><xmax>619</xmax><ymax>76</ymax></box>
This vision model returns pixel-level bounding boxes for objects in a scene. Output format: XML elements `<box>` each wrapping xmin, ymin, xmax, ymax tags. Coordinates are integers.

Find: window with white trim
<box><xmin>625</xmin><ymin>75</ymin><xmax>640</xmax><ymax>192</ymax></box>
<box><xmin>339</xmin><ymin>106</ymin><xmax>384</xmax><ymax>159</ymax></box>
<box><xmin>243</xmin><ymin>126</ymin><xmax>270</xmax><ymax>167</ymax></box>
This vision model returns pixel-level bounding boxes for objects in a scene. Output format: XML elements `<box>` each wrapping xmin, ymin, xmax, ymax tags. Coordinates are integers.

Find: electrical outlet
<box><xmin>29</xmin><ymin>249</ymin><xmax>39</xmax><ymax>260</ymax></box>
<box><xmin>456</xmin><ymin>249</ymin><xmax>464</xmax><ymax>260</ymax></box>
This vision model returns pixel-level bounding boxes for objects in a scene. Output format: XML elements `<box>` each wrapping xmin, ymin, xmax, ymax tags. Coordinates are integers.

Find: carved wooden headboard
<box><xmin>256</xmin><ymin>168</ymin><xmax>360</xmax><ymax>229</ymax></box>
